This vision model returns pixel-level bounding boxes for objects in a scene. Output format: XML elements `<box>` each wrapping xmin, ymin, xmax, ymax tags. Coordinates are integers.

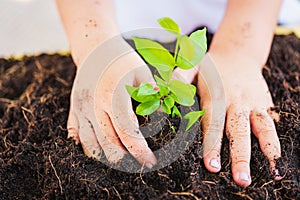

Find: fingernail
<box><xmin>145</xmin><ymin>162</ymin><xmax>153</xmax><ymax>169</ymax></box>
<box><xmin>238</xmin><ymin>172</ymin><xmax>250</xmax><ymax>182</ymax></box>
<box><xmin>272</xmin><ymin>169</ymin><xmax>283</xmax><ymax>181</ymax></box>
<box><xmin>209</xmin><ymin>158</ymin><xmax>220</xmax><ymax>169</ymax></box>
<box><xmin>273</xmin><ymin>169</ymin><xmax>279</xmax><ymax>176</ymax></box>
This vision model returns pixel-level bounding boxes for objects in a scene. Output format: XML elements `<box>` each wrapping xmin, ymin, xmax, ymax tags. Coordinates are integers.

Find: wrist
<box><xmin>205</xmin><ymin>49</ymin><xmax>263</xmax><ymax>75</ymax></box>
<box><xmin>74</xmin><ymin>35</ymin><xmax>136</xmax><ymax>73</ymax></box>
<box><xmin>71</xmin><ymin>29</ymin><xmax>121</xmax><ymax>67</ymax></box>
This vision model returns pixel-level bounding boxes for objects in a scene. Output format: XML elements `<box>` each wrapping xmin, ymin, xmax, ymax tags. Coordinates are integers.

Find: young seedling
<box><xmin>126</xmin><ymin>17</ymin><xmax>207</xmax><ymax>131</ymax></box>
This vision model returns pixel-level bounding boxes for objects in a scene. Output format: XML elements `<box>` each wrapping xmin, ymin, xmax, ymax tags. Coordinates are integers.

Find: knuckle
<box><xmin>117</xmin><ymin>125</ymin><xmax>132</xmax><ymax>135</ymax></box>
<box><xmin>257</xmin><ymin>128</ymin><xmax>275</xmax><ymax>136</ymax></box>
<box><xmin>232</xmin><ymin>159</ymin><xmax>250</xmax><ymax>165</ymax></box>
<box><xmin>230</xmin><ymin>146</ymin><xmax>250</xmax><ymax>162</ymax></box>
<box><xmin>204</xmin><ymin>122</ymin><xmax>223</xmax><ymax>134</ymax></box>
<box><xmin>226</xmin><ymin>122</ymin><xmax>250</xmax><ymax>137</ymax></box>
<box><xmin>120</xmin><ymin>127</ymin><xmax>143</xmax><ymax>140</ymax></box>
<box><xmin>227</xmin><ymin>131</ymin><xmax>250</xmax><ymax>146</ymax></box>
<box><xmin>202</xmin><ymin>114</ymin><xmax>225</xmax><ymax>134</ymax></box>
<box><xmin>106</xmin><ymin>150</ymin><xmax>125</xmax><ymax>163</ymax></box>
<box><xmin>203</xmin><ymin>146</ymin><xmax>221</xmax><ymax>156</ymax></box>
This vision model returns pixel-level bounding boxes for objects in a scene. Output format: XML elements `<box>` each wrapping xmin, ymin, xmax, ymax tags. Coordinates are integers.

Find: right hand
<box><xmin>67</xmin><ymin>38</ymin><xmax>157</xmax><ymax>169</ymax></box>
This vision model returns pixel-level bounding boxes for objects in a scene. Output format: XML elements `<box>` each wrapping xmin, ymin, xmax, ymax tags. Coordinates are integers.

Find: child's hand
<box><xmin>175</xmin><ymin>52</ymin><xmax>282</xmax><ymax>187</ymax></box>
<box><xmin>67</xmin><ymin>38</ymin><xmax>157</xmax><ymax>169</ymax></box>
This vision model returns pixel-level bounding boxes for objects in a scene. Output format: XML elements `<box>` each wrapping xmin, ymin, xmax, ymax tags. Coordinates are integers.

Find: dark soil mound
<box><xmin>0</xmin><ymin>34</ymin><xmax>299</xmax><ymax>199</ymax></box>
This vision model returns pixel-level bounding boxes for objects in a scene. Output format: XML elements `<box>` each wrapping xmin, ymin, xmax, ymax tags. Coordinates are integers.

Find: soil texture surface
<box><xmin>0</xmin><ymin>34</ymin><xmax>299</xmax><ymax>199</ymax></box>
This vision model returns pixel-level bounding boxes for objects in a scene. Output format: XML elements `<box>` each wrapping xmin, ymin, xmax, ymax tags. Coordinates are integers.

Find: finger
<box><xmin>250</xmin><ymin>109</ymin><xmax>282</xmax><ymax>180</ymax></box>
<box><xmin>93</xmin><ymin>109</ymin><xmax>127</xmax><ymax>163</ymax></box>
<box><xmin>134</xmin><ymin>66</ymin><xmax>156</xmax><ymax>86</ymax></box>
<box><xmin>111</xmin><ymin>106</ymin><xmax>157</xmax><ymax>169</ymax></box>
<box><xmin>201</xmin><ymin>99</ymin><xmax>226</xmax><ymax>173</ymax></box>
<box><xmin>67</xmin><ymin>110</ymin><xmax>80</xmax><ymax>144</ymax></box>
<box><xmin>109</xmin><ymin>83</ymin><xmax>157</xmax><ymax>169</ymax></box>
<box><xmin>173</xmin><ymin>67</ymin><xmax>199</xmax><ymax>84</ymax></box>
<box><xmin>267</xmin><ymin>108</ymin><xmax>280</xmax><ymax>123</ymax></box>
<box><xmin>197</xmin><ymin>55</ymin><xmax>226</xmax><ymax>173</ymax></box>
<box><xmin>226</xmin><ymin>105</ymin><xmax>252</xmax><ymax>187</ymax></box>
<box><xmin>77</xmin><ymin>117</ymin><xmax>102</xmax><ymax>159</ymax></box>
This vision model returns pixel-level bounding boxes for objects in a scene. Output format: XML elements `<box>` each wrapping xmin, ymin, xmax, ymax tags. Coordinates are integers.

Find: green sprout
<box><xmin>126</xmin><ymin>17</ymin><xmax>207</xmax><ymax>131</ymax></box>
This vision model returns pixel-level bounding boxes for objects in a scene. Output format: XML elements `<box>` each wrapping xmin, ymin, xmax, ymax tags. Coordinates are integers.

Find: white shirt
<box><xmin>114</xmin><ymin>0</ymin><xmax>300</xmax><ymax>42</ymax></box>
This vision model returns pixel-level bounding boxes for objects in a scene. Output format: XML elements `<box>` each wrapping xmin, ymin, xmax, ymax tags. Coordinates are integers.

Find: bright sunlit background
<box><xmin>0</xmin><ymin>0</ymin><xmax>68</xmax><ymax>57</ymax></box>
<box><xmin>1</xmin><ymin>0</ymin><xmax>300</xmax><ymax>57</ymax></box>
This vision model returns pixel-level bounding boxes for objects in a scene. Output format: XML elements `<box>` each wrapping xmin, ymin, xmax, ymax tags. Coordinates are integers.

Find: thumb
<box><xmin>173</xmin><ymin>66</ymin><xmax>199</xmax><ymax>84</ymax></box>
<box><xmin>134</xmin><ymin>66</ymin><xmax>156</xmax><ymax>86</ymax></box>
<box><xmin>135</xmin><ymin>64</ymin><xmax>199</xmax><ymax>87</ymax></box>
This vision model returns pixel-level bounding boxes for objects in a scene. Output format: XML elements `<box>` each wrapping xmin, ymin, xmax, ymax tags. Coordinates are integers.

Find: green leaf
<box><xmin>136</xmin><ymin>99</ymin><xmax>161</xmax><ymax>116</ymax></box>
<box><xmin>183</xmin><ymin>110</ymin><xmax>206</xmax><ymax>131</ymax></box>
<box><xmin>132</xmin><ymin>37</ymin><xmax>175</xmax><ymax>74</ymax></box>
<box><xmin>172</xmin><ymin>105</ymin><xmax>182</xmax><ymax>118</ymax></box>
<box><xmin>164</xmin><ymin>96</ymin><xmax>175</xmax><ymax>108</ymax></box>
<box><xmin>154</xmin><ymin>75</ymin><xmax>169</xmax><ymax>96</ymax></box>
<box><xmin>154</xmin><ymin>75</ymin><xmax>167</xmax><ymax>86</ymax></box>
<box><xmin>157</xmin><ymin>17</ymin><xmax>180</xmax><ymax>35</ymax></box>
<box><xmin>178</xmin><ymin>35</ymin><xmax>195</xmax><ymax>61</ymax></box>
<box><xmin>131</xmin><ymin>89</ymin><xmax>159</xmax><ymax>103</ymax></box>
<box><xmin>126</xmin><ymin>85</ymin><xmax>138</xmax><ymax>96</ymax></box>
<box><xmin>189</xmin><ymin>28</ymin><xmax>207</xmax><ymax>66</ymax></box>
<box><xmin>190</xmin><ymin>28</ymin><xmax>207</xmax><ymax>53</ymax></box>
<box><xmin>170</xmin><ymin>93</ymin><xmax>178</xmax><ymax>102</ymax></box>
<box><xmin>188</xmin><ymin>84</ymin><xmax>197</xmax><ymax>96</ymax></box>
<box><xmin>176</xmin><ymin>28</ymin><xmax>207</xmax><ymax>69</ymax></box>
<box><xmin>169</xmin><ymin>80</ymin><xmax>195</xmax><ymax>106</ymax></box>
<box><xmin>137</xmin><ymin>82</ymin><xmax>158</xmax><ymax>96</ymax></box>
<box><xmin>157</xmin><ymin>66</ymin><xmax>173</xmax><ymax>81</ymax></box>
<box><xmin>162</xmin><ymin>102</ymin><xmax>171</xmax><ymax>114</ymax></box>
<box><xmin>176</xmin><ymin>54</ymin><xmax>194</xmax><ymax>70</ymax></box>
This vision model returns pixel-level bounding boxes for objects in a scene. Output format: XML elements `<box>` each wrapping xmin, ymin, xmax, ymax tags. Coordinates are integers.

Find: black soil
<box><xmin>0</xmin><ymin>34</ymin><xmax>299</xmax><ymax>199</ymax></box>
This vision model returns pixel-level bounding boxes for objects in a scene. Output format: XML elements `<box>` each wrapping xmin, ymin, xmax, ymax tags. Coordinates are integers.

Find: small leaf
<box><xmin>178</xmin><ymin>35</ymin><xmax>195</xmax><ymax>61</ymax></box>
<box><xmin>132</xmin><ymin>37</ymin><xmax>175</xmax><ymax>73</ymax></box>
<box><xmin>188</xmin><ymin>84</ymin><xmax>197</xmax><ymax>96</ymax></box>
<box><xmin>176</xmin><ymin>54</ymin><xmax>194</xmax><ymax>70</ymax></box>
<box><xmin>157</xmin><ymin>66</ymin><xmax>173</xmax><ymax>81</ymax></box>
<box><xmin>190</xmin><ymin>28</ymin><xmax>207</xmax><ymax>53</ymax></box>
<box><xmin>131</xmin><ymin>90</ymin><xmax>159</xmax><ymax>103</ymax></box>
<box><xmin>171</xmin><ymin>126</ymin><xmax>176</xmax><ymax>132</ymax></box>
<box><xmin>154</xmin><ymin>75</ymin><xmax>169</xmax><ymax>96</ymax></box>
<box><xmin>136</xmin><ymin>99</ymin><xmax>161</xmax><ymax>116</ymax></box>
<box><xmin>159</xmin><ymin>85</ymin><xmax>169</xmax><ymax>97</ymax></box>
<box><xmin>157</xmin><ymin>17</ymin><xmax>181</xmax><ymax>34</ymax></box>
<box><xmin>164</xmin><ymin>96</ymin><xmax>175</xmax><ymax>108</ymax></box>
<box><xmin>169</xmin><ymin>80</ymin><xmax>195</xmax><ymax>106</ymax></box>
<box><xmin>184</xmin><ymin>110</ymin><xmax>206</xmax><ymax>131</ymax></box>
<box><xmin>137</xmin><ymin>82</ymin><xmax>158</xmax><ymax>96</ymax></box>
<box><xmin>189</xmin><ymin>28</ymin><xmax>207</xmax><ymax>66</ymax></box>
<box><xmin>170</xmin><ymin>93</ymin><xmax>178</xmax><ymax>102</ymax></box>
<box><xmin>172</xmin><ymin>105</ymin><xmax>182</xmax><ymax>118</ymax></box>
<box><xmin>162</xmin><ymin>102</ymin><xmax>171</xmax><ymax>114</ymax></box>
<box><xmin>126</xmin><ymin>85</ymin><xmax>138</xmax><ymax>96</ymax></box>
<box><xmin>176</xmin><ymin>28</ymin><xmax>207</xmax><ymax>69</ymax></box>
<box><xmin>176</xmin><ymin>36</ymin><xmax>195</xmax><ymax>69</ymax></box>
<box><xmin>154</xmin><ymin>75</ymin><xmax>167</xmax><ymax>86</ymax></box>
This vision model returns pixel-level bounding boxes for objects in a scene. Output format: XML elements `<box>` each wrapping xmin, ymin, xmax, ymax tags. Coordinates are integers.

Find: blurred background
<box><xmin>1</xmin><ymin>0</ymin><xmax>300</xmax><ymax>58</ymax></box>
<box><xmin>0</xmin><ymin>0</ymin><xmax>68</xmax><ymax>57</ymax></box>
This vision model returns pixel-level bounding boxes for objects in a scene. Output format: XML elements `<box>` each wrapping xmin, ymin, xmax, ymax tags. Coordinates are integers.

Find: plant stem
<box><xmin>174</xmin><ymin>36</ymin><xmax>180</xmax><ymax>62</ymax></box>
